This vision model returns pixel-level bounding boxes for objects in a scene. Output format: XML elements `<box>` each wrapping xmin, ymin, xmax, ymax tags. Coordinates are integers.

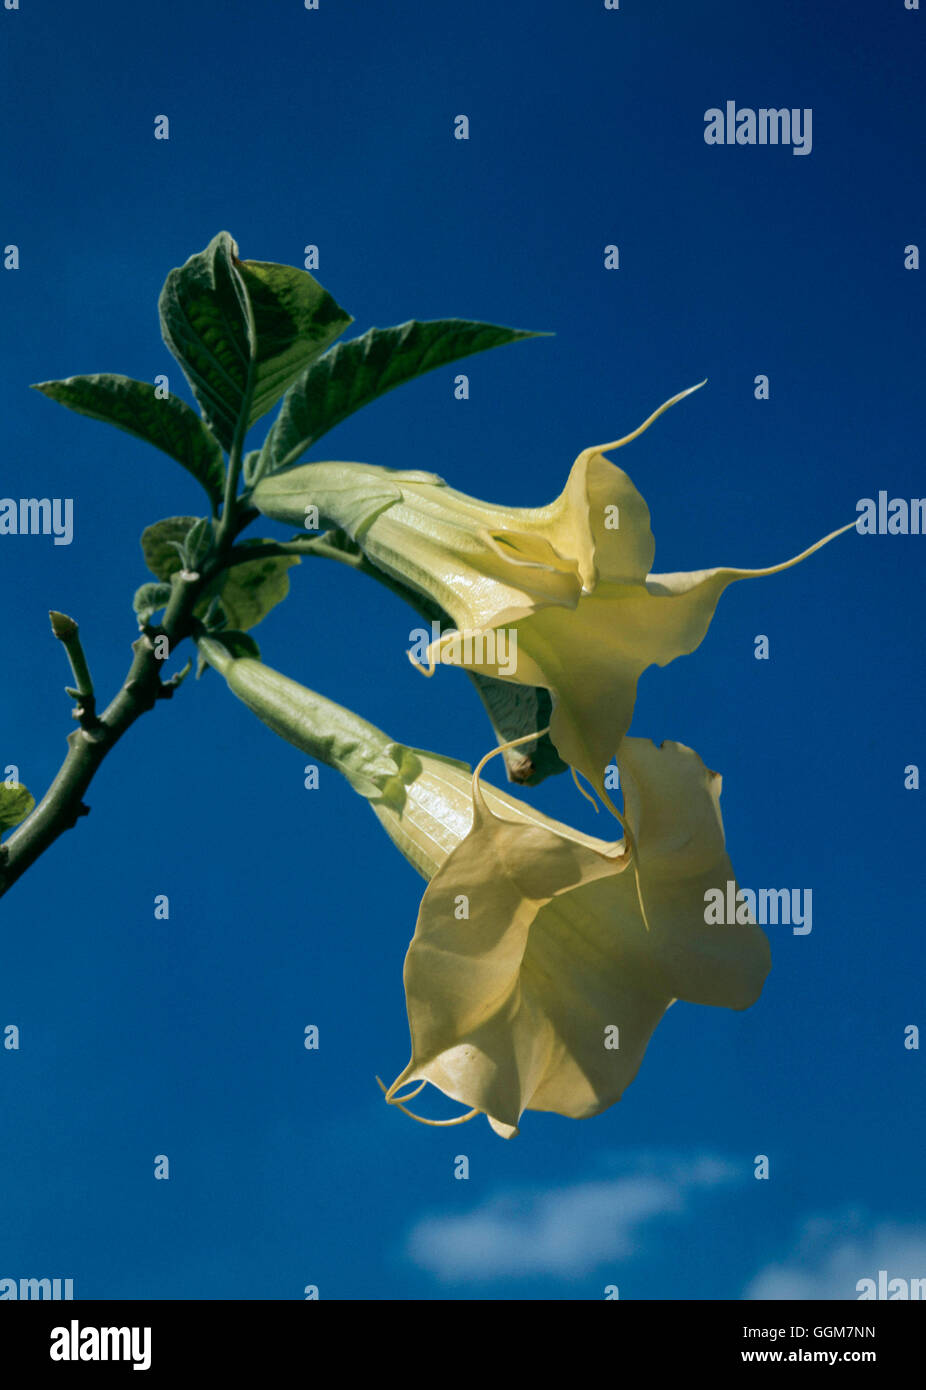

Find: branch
<box><xmin>0</xmin><ymin>568</ymin><xmax>210</xmax><ymax>902</ymax></box>
<box><xmin>0</xmin><ymin>524</ymin><xmax>360</xmax><ymax>900</ymax></box>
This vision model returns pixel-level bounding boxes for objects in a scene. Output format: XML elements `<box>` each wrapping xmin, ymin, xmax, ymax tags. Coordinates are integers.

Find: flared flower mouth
<box><xmin>253</xmin><ymin>383</ymin><xmax>853</xmax><ymax>820</ymax></box>
<box><xmin>379</xmin><ymin>733</ymin><xmax>771</xmax><ymax>1138</ymax></box>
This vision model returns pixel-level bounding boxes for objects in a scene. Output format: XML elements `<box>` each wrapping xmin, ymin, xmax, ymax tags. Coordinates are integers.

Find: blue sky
<box><xmin>1</xmin><ymin>0</ymin><xmax>923</xmax><ymax>1300</ymax></box>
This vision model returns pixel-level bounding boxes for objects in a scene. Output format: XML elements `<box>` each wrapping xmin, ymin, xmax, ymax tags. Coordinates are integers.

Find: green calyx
<box><xmin>196</xmin><ymin>634</ymin><xmax>483</xmax><ymax>880</ymax></box>
<box><xmin>197</xmin><ymin>635</ymin><xmax>404</xmax><ymax>803</ymax></box>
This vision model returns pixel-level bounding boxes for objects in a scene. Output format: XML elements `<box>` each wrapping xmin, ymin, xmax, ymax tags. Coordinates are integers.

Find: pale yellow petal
<box><xmin>396</xmin><ymin>802</ymin><xmax>623</xmax><ymax>1128</ymax></box>
<box><xmin>619</xmin><ymin>738</ymin><xmax>771</xmax><ymax>1008</ymax></box>
<box><xmin>391</xmin><ymin>737</ymin><xmax>768</xmax><ymax>1133</ymax></box>
<box><xmin>534</xmin><ymin>450</ymin><xmax>655</xmax><ymax>590</ymax></box>
<box><xmin>510</xmin><ymin>523</ymin><xmax>854</xmax><ymax>795</ymax></box>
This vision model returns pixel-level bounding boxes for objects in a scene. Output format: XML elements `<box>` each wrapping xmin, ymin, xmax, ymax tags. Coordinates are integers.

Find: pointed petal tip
<box><xmin>591</xmin><ymin>379</ymin><xmax>708</xmax><ymax>457</ymax></box>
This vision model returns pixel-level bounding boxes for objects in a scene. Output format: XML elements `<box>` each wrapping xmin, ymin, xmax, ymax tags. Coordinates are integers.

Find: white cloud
<box><xmin>744</xmin><ymin>1211</ymin><xmax>926</xmax><ymax>1300</ymax></box>
<box><xmin>406</xmin><ymin>1151</ymin><xmax>739</xmax><ymax>1282</ymax></box>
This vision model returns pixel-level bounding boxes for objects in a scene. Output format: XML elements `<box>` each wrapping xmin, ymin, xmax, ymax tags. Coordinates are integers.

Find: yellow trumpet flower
<box><xmin>198</xmin><ymin>639</ymin><xmax>769</xmax><ymax>1138</ymax></box>
<box><xmin>253</xmin><ymin>385</ymin><xmax>852</xmax><ymax>815</ymax></box>
<box><xmin>382</xmin><ymin>734</ymin><xmax>771</xmax><ymax>1138</ymax></box>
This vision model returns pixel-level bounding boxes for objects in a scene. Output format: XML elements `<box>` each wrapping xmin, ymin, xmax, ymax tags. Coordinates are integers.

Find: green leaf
<box><xmin>141</xmin><ymin>516</ymin><xmax>201</xmax><ymax>581</ymax></box>
<box><xmin>257</xmin><ymin>319</ymin><xmax>549</xmax><ymax>478</ymax></box>
<box><xmin>0</xmin><ymin>783</ymin><xmax>35</xmax><ymax>834</ymax></box>
<box><xmin>158</xmin><ymin>231</ymin><xmax>352</xmax><ymax>452</ymax></box>
<box><xmin>31</xmin><ymin>374</ymin><xmax>226</xmax><ymax>508</ymax></box>
<box><xmin>235</xmin><ymin>257</ymin><xmax>353</xmax><ymax>421</ymax></box>
<box><xmin>133</xmin><ymin>582</ymin><xmax>172</xmax><ymax>626</ymax></box>
<box><xmin>209</xmin><ymin>542</ymin><xmax>300</xmax><ymax>632</ymax></box>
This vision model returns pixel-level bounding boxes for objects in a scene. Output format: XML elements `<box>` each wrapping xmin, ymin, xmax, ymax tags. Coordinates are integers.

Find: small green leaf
<box><xmin>141</xmin><ymin>517</ymin><xmax>202</xmax><ymax>581</ymax></box>
<box><xmin>158</xmin><ymin>232</ymin><xmax>351</xmax><ymax>451</ymax></box>
<box><xmin>31</xmin><ymin>374</ymin><xmax>226</xmax><ymax>508</ymax></box>
<box><xmin>133</xmin><ymin>582</ymin><xmax>172</xmax><ymax>627</ymax></box>
<box><xmin>258</xmin><ymin>319</ymin><xmax>549</xmax><ymax>477</ymax></box>
<box><xmin>242</xmin><ymin>449</ymin><xmax>263</xmax><ymax>487</ymax></box>
<box><xmin>0</xmin><ymin>783</ymin><xmax>35</xmax><ymax>834</ymax></box>
<box><xmin>209</xmin><ymin>542</ymin><xmax>299</xmax><ymax>631</ymax></box>
<box><xmin>183</xmin><ymin>517</ymin><xmax>214</xmax><ymax>570</ymax></box>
